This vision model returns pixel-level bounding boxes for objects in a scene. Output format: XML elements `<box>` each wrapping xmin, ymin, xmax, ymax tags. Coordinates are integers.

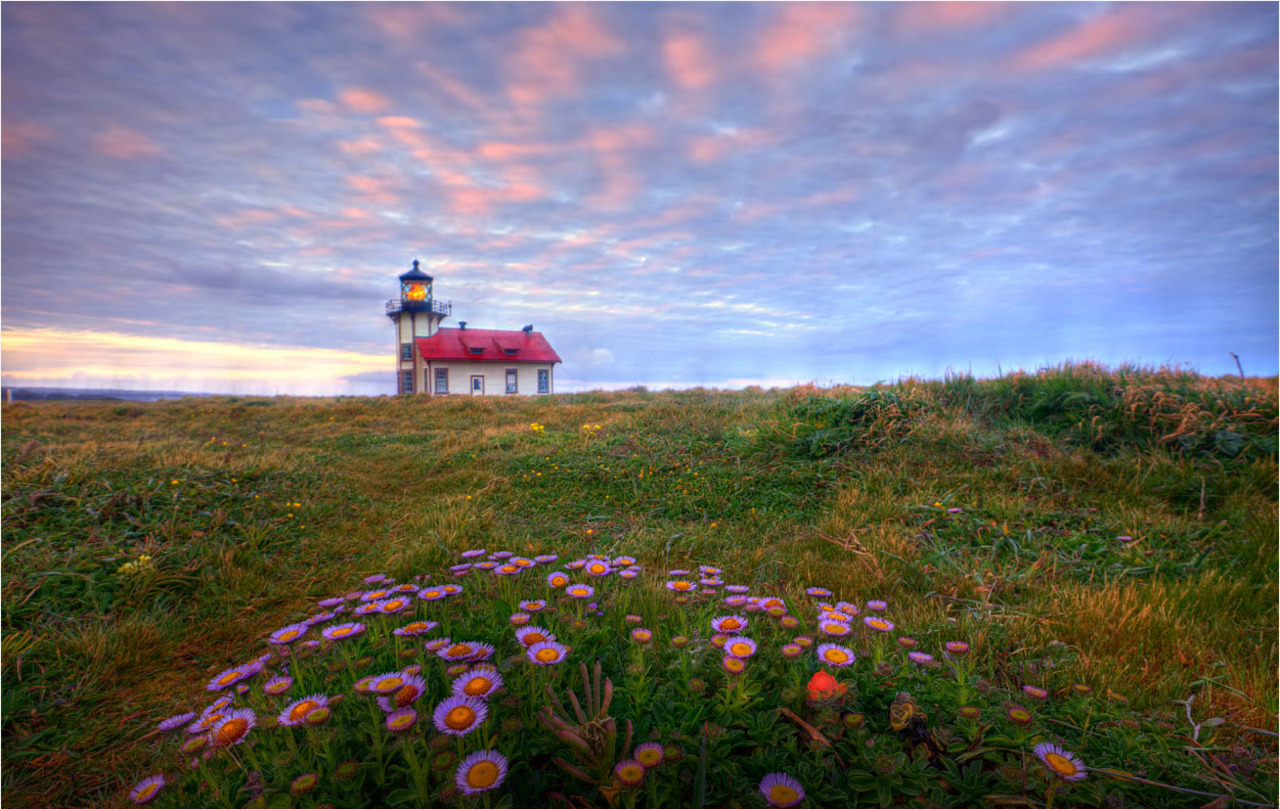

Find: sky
<box><xmin>2</xmin><ymin>2</ymin><xmax>1276</xmax><ymax>396</ymax></box>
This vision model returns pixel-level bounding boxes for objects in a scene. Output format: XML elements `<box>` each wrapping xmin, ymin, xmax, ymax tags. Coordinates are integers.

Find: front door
<box><xmin>470</xmin><ymin>375</ymin><xmax>484</xmax><ymax>396</ymax></box>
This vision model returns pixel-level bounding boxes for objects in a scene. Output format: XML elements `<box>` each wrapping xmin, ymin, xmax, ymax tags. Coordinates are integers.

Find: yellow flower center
<box><xmin>568</xmin><ymin>587</ymin><xmax>588</xmax><ymax>596</ymax></box>
<box><xmin>376</xmin><ymin>676</ymin><xmax>404</xmax><ymax>692</ymax></box>
<box><xmin>426</xmin><ymin>590</ymin><xmax>442</xmax><ymax>599</ymax></box>
<box><xmin>637</xmin><ymin>749</ymin><xmax>661</xmax><ymax>767</ymax></box>
<box><xmin>1010</xmin><ymin>709</ymin><xmax>1031</xmax><ymax>722</ymax></box>
<box><xmin>290</xmin><ymin>700</ymin><xmax>319</xmax><ymax>721</ymax></box>
<box><xmin>278</xmin><ymin>630</ymin><xmax>300</xmax><ymax>642</ymax></box>
<box><xmin>389</xmin><ymin>715</ymin><xmax>414</xmax><ymax>731</ymax></box>
<box><xmin>730</xmin><ymin>643</ymin><xmax>753</xmax><ymax>656</ymax></box>
<box><xmin>769</xmin><ymin>784</ymin><xmax>799</xmax><ymax>804</ymax></box>
<box><xmin>135</xmin><ymin>783</ymin><xmax>160</xmax><ymax>801</ymax></box>
<box><xmin>447</xmin><ymin>644</ymin><xmax>473</xmax><ymax>658</ymax></box>
<box><xmin>215</xmin><ymin>717</ymin><xmax>248</xmax><ymax>746</ymax></box>
<box><xmin>673</xmin><ymin>581</ymin><xmax>691</xmax><ymax>591</ymax></box>
<box><xmin>217</xmin><ymin>671</ymin><xmax>242</xmax><ymax>686</ymax></box>
<box><xmin>590</xmin><ymin>564</ymin><xmax>606</xmax><ymax>574</ymax></box>
<box><xmin>618</xmin><ymin>764</ymin><xmax>644</xmax><ymax>783</ymax></box>
<box><xmin>535</xmin><ymin>648</ymin><xmax>560</xmax><ymax>663</ymax></box>
<box><xmin>551</xmin><ymin>576</ymin><xmax>567</xmax><ymax>587</ymax></box>
<box><xmin>368</xmin><ymin>591</ymin><xmax>387</xmax><ymax>599</ymax></box>
<box><xmin>466</xmin><ymin>761</ymin><xmax>499</xmax><ymax>788</ymax></box>
<box><xmin>868</xmin><ymin>619</ymin><xmax>888</xmax><ymax>630</ymax></box>
<box><xmin>463</xmin><ymin>677</ymin><xmax>492</xmax><ymax>696</ymax></box>
<box><xmin>522</xmin><ymin>632</ymin><xmax>546</xmax><ymax>646</ymax></box>
<box><xmin>405</xmin><ymin>622</ymin><xmax>428</xmax><ymax>633</ymax></box>
<box><xmin>331</xmin><ymin>627</ymin><xmax>353</xmax><ymax>638</ymax></box>
<box><xmin>384</xmin><ymin>599</ymin><xmax>405</xmax><ymax>611</ymax></box>
<box><xmin>446</xmin><ymin>706</ymin><xmax>476</xmax><ymax>730</ymax></box>
<box><xmin>305</xmin><ymin>707</ymin><xmax>330</xmax><ymax>725</ymax></box>
<box><xmin>1045</xmin><ymin>753</ymin><xmax>1079</xmax><ymax>777</ymax></box>
<box><xmin>720</xmin><ymin>618</ymin><xmax>741</xmax><ymax>630</ymax></box>
<box><xmin>724</xmin><ymin>658</ymin><xmax>744</xmax><ymax>672</ymax></box>
<box><xmin>825</xmin><ymin>649</ymin><xmax>850</xmax><ymax>663</ymax></box>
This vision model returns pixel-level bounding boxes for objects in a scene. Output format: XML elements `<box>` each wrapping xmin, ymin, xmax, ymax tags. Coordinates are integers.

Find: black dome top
<box><xmin>398</xmin><ymin>259</ymin><xmax>433</xmax><ymax>283</ymax></box>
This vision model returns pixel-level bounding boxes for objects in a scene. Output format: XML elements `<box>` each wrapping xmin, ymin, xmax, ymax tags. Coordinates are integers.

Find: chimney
<box><xmin>522</xmin><ymin>324</ymin><xmax>533</xmax><ymax>335</ymax></box>
<box><xmin>459</xmin><ymin>321</ymin><xmax>467</xmax><ymax>330</ymax></box>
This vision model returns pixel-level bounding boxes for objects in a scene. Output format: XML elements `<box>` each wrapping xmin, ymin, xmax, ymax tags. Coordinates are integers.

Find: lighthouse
<box><xmin>385</xmin><ymin>260</ymin><xmax>561</xmax><ymax>396</ymax></box>
<box><xmin>386</xmin><ymin>260</ymin><xmax>452</xmax><ymax>394</ymax></box>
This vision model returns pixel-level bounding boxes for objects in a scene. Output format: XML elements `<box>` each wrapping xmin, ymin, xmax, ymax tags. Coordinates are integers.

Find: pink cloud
<box><xmin>92</xmin><ymin>125</ymin><xmax>164</xmax><ymax>159</ymax></box>
<box><xmin>214</xmin><ymin>209</ymin><xmax>280</xmax><ymax>229</ymax></box>
<box><xmin>754</xmin><ymin>4</ymin><xmax>861</xmax><ymax>74</ymax></box>
<box><xmin>346</xmin><ymin>175</ymin><xmax>402</xmax><ymax>205</ymax></box>
<box><xmin>338</xmin><ymin>138</ymin><xmax>383</xmax><ymax>155</ymax></box>
<box><xmin>376</xmin><ymin>115</ymin><xmax>422</xmax><ymax>131</ymax></box>
<box><xmin>664</xmin><ymin>31</ymin><xmax>716</xmax><ymax>91</ymax></box>
<box><xmin>893</xmin><ymin>2</ymin><xmax>1011</xmax><ymax>35</ymax></box>
<box><xmin>505</xmin><ymin>6</ymin><xmax>624</xmax><ymax>106</ymax></box>
<box><xmin>2</xmin><ymin>121</ymin><xmax>50</xmax><ymax>156</ymax></box>
<box><xmin>366</xmin><ymin>3</ymin><xmax>465</xmax><ymax>46</ymax></box>
<box><xmin>418</xmin><ymin>63</ymin><xmax>490</xmax><ymax>112</ymax></box>
<box><xmin>1010</xmin><ymin>10</ymin><xmax>1143</xmax><ymax>72</ymax></box>
<box><xmin>296</xmin><ymin>98</ymin><xmax>338</xmax><ymax>115</ymax></box>
<box><xmin>338</xmin><ymin>88</ymin><xmax>392</xmax><ymax>114</ymax></box>
<box><xmin>586</xmin><ymin>124</ymin><xmax>656</xmax><ymax>209</ymax></box>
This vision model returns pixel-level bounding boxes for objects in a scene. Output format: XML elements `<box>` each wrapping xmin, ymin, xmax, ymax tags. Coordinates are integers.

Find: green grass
<box><xmin>1</xmin><ymin>364</ymin><xmax>1276</xmax><ymax>807</ymax></box>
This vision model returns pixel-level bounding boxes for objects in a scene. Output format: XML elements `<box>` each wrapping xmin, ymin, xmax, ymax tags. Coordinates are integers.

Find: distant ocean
<box><xmin>2</xmin><ymin>387</ymin><xmax>217</xmax><ymax>402</ymax></box>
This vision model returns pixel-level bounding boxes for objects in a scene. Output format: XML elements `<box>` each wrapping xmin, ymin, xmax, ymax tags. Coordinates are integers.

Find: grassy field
<box><xmin>2</xmin><ymin>363</ymin><xmax>1276</xmax><ymax>808</ymax></box>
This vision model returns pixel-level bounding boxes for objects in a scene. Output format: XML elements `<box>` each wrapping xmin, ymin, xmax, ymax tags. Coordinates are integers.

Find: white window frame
<box><xmin>537</xmin><ymin>368</ymin><xmax>549</xmax><ymax>394</ymax></box>
<box><xmin>434</xmin><ymin>368</ymin><xmax>448</xmax><ymax>394</ymax></box>
<box><xmin>505</xmin><ymin>368</ymin><xmax>518</xmax><ymax>394</ymax></box>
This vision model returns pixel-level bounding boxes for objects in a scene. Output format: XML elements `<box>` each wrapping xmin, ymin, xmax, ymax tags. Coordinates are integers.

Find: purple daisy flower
<box><xmin>206</xmin><ymin>661</ymin><xmax>262</xmax><ymax>692</ymax></box>
<box><xmin>759</xmin><ymin>772</ymin><xmax>805</xmax><ymax>808</ymax></box>
<box><xmin>725</xmin><ymin>584</ymin><xmax>751</xmax><ymax>594</ymax></box>
<box><xmin>130</xmin><ymin>774</ymin><xmax>166</xmax><ymax>804</ymax></box>
<box><xmin>322</xmin><ymin>622</ymin><xmax>365</xmax><ymax>641</ymax></box>
<box><xmin>363</xmin><ymin>574</ymin><xmax>387</xmax><ymax>584</ymax></box>
<box><xmin>816</xmin><ymin>643</ymin><xmax>856</xmax><ymax>667</ymax></box>
<box><xmin>564</xmin><ymin>583</ymin><xmax>594</xmax><ymax>599</ymax></box>
<box><xmin>527</xmin><ymin>640</ymin><xmax>569</xmax><ymax>666</ymax></box>
<box><xmin>455</xmin><ymin>749</ymin><xmax>508</xmax><ymax>796</ymax></box>
<box><xmin>908</xmin><ymin>651</ymin><xmax>934</xmax><ymax>665</ymax></box>
<box><xmin>866</xmin><ymin>599</ymin><xmax>888</xmax><ymax>611</ymax></box>
<box><xmin>263</xmin><ymin>675</ymin><xmax>293</xmax><ymax>695</ymax></box>
<box><xmin>452</xmin><ymin>666</ymin><xmax>503</xmax><ymax>699</ymax></box>
<box><xmin>1033</xmin><ymin>742</ymin><xmax>1088</xmax><ymax>781</ymax></box>
<box><xmin>210</xmin><ymin>708</ymin><xmax>256</xmax><ymax>747</ymax></box>
<box><xmin>278</xmin><ymin>694</ymin><xmax>329</xmax><ymax>727</ymax></box>
<box><xmin>386</xmin><ymin>708</ymin><xmax>418</xmax><ymax>733</ymax></box>
<box><xmin>711</xmin><ymin>615</ymin><xmax>749</xmax><ymax>633</ymax></box>
<box><xmin>393</xmin><ymin>620</ymin><xmax>438</xmax><ymax>637</ymax></box>
<box><xmin>491</xmin><ymin>551</ymin><xmax>514</xmax><ymax>560</ymax></box>
<box><xmin>806</xmin><ymin>586</ymin><xmax>833</xmax><ymax>598</ymax></box>
<box><xmin>317</xmin><ymin>596</ymin><xmax>345</xmax><ymax>608</ymax></box>
<box><xmin>461</xmin><ymin>549</ymin><xmax>486</xmax><ymax>559</ymax></box>
<box><xmin>862</xmin><ymin>616</ymin><xmax>894</xmax><ymax>633</ymax></box>
<box><xmin>433</xmin><ymin>695</ymin><xmax>488</xmax><ymax>736</ymax></box>
<box><xmin>723</xmin><ymin>636</ymin><xmax>758</xmax><ymax>659</ymax></box>
<box><xmin>158</xmin><ymin>712</ymin><xmax>196</xmax><ymax>732</ymax></box>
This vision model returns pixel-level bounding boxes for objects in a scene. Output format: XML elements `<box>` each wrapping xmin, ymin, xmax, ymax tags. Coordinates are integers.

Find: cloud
<box><xmin>504</xmin><ymin>5</ymin><xmax>624</xmax><ymax>106</ymax></box>
<box><xmin>663</xmin><ymin>30</ymin><xmax>716</xmax><ymax>91</ymax></box>
<box><xmin>338</xmin><ymin>87</ymin><xmax>392</xmax><ymax>114</ymax></box>
<box><xmin>92</xmin><ymin>125</ymin><xmax>164</xmax><ymax>159</ymax></box>
<box><xmin>1</xmin><ymin>327</ymin><xmax>388</xmax><ymax>395</ymax></box>
<box><xmin>753</xmin><ymin>3</ymin><xmax>861</xmax><ymax>74</ymax></box>
<box><xmin>1010</xmin><ymin>9</ymin><xmax>1143</xmax><ymax>72</ymax></box>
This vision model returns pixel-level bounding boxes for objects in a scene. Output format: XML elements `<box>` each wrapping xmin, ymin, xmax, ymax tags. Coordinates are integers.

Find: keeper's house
<box><xmin>386</xmin><ymin>260</ymin><xmax>561</xmax><ymax>396</ymax></box>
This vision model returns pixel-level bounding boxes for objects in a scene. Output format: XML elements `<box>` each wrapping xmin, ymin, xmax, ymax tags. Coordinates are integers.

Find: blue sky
<box><xmin>2</xmin><ymin>2</ymin><xmax>1276</xmax><ymax>395</ymax></box>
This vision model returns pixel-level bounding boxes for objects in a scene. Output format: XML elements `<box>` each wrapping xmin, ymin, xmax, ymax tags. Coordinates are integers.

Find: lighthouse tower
<box><xmin>386</xmin><ymin>260</ymin><xmax>452</xmax><ymax>394</ymax></box>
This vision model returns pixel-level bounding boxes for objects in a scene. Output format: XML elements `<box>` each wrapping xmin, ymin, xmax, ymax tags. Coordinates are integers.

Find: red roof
<box><xmin>416</xmin><ymin>327</ymin><xmax>561</xmax><ymax>364</ymax></box>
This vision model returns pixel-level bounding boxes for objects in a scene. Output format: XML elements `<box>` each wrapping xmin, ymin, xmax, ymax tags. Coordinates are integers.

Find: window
<box><xmin>503</xmin><ymin>348</ymin><xmax>518</xmax><ymax>356</ymax></box>
<box><xmin>400</xmin><ymin>343</ymin><xmax>413</xmax><ymax>362</ymax></box>
<box><xmin>401</xmin><ymin>370</ymin><xmax>413</xmax><ymax>394</ymax></box>
<box><xmin>434</xmin><ymin>368</ymin><xmax>449</xmax><ymax>394</ymax></box>
<box><xmin>468</xmin><ymin>346</ymin><xmax>484</xmax><ymax>355</ymax></box>
<box><xmin>505</xmin><ymin>369</ymin><xmax>518</xmax><ymax>394</ymax></box>
<box><xmin>537</xmin><ymin>369</ymin><xmax>549</xmax><ymax>394</ymax></box>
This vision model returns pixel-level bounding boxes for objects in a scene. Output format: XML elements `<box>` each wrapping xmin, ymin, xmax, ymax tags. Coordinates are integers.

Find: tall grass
<box><xmin>2</xmin><ymin>364</ymin><xmax>1276</xmax><ymax>807</ymax></box>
